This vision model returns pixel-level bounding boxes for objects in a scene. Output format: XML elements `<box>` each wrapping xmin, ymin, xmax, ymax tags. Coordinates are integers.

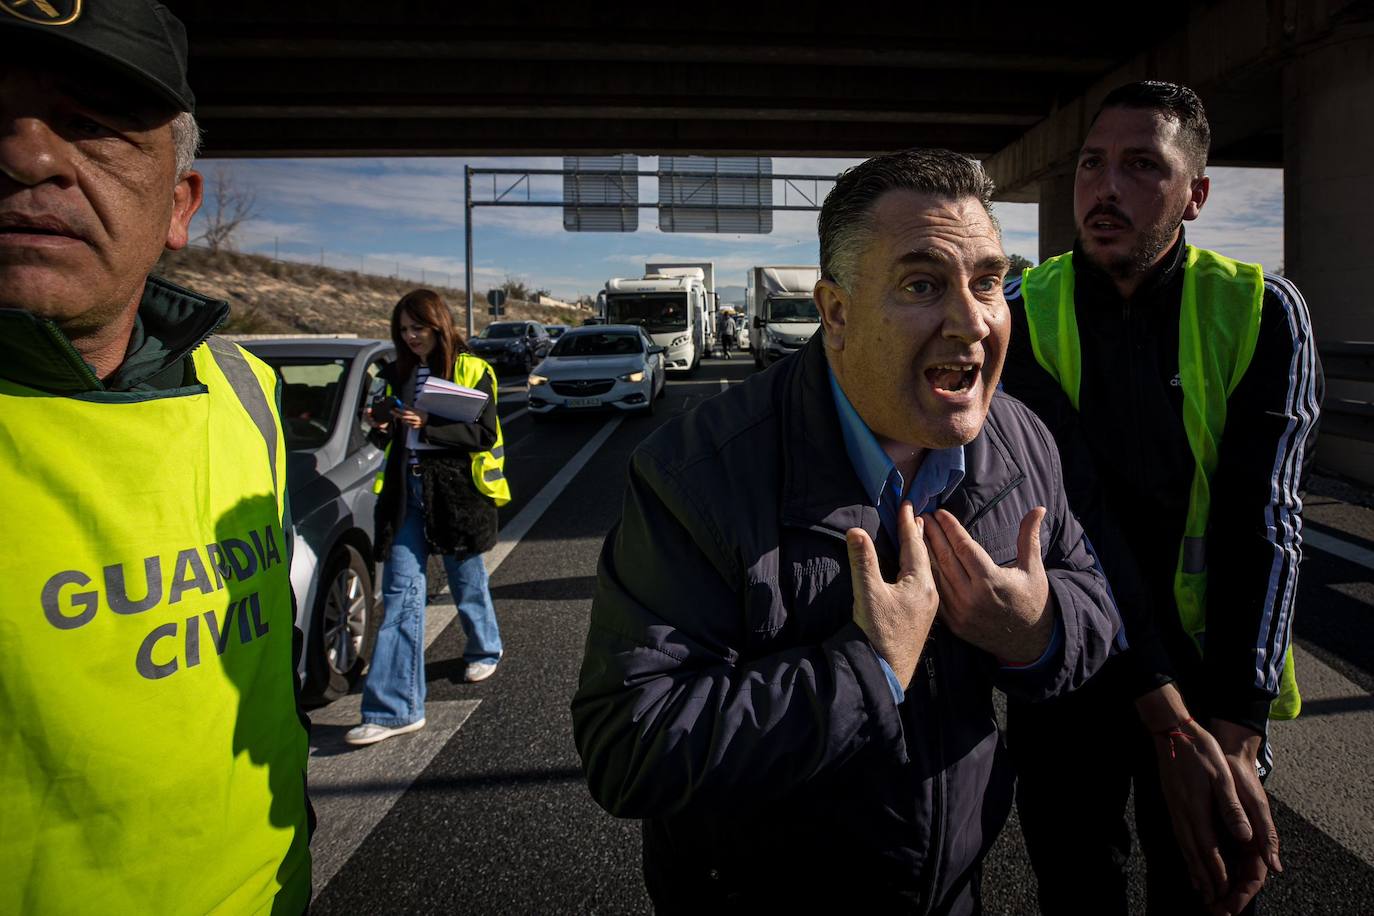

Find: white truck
<box><xmin>646</xmin><ymin>261</ymin><xmax>718</xmax><ymax>356</ymax></box>
<box><xmin>749</xmin><ymin>266</ymin><xmax>822</xmax><ymax>368</ymax></box>
<box><xmin>602</xmin><ymin>267</ymin><xmax>710</xmax><ymax>373</ymax></box>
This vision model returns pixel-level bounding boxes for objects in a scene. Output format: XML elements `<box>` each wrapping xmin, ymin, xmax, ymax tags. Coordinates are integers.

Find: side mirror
<box><xmin>649</xmin><ymin>345</ymin><xmax>666</xmax><ymax>355</ymax></box>
<box><xmin>754</xmin><ymin>316</ymin><xmax>764</xmax><ymax>329</ymax></box>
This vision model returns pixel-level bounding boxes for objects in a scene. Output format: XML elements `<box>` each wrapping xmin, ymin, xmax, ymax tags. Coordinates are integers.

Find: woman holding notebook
<box><xmin>347</xmin><ymin>289</ymin><xmax>509</xmax><ymax>746</ymax></box>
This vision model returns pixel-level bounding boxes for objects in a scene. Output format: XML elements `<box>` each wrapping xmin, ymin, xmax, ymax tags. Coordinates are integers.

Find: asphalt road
<box><xmin>307</xmin><ymin>352</ymin><xmax>1374</xmax><ymax>915</ymax></box>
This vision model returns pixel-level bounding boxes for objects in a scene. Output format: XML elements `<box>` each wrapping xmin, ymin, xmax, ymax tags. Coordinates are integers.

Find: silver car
<box><xmin>241</xmin><ymin>337</ymin><xmax>395</xmax><ymax>703</ymax></box>
<box><xmin>526</xmin><ymin>324</ymin><xmax>666</xmax><ymax>417</ymax></box>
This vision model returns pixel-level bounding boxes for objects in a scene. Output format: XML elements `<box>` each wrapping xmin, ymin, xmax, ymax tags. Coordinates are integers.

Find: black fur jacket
<box><xmin>372</xmin><ymin>360</ymin><xmax>501</xmax><ymax>560</ymax></box>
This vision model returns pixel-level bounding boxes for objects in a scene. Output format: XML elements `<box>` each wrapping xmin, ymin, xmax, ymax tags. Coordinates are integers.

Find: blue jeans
<box><xmin>361</xmin><ymin>473</ymin><xmax>503</xmax><ymax>726</ymax></box>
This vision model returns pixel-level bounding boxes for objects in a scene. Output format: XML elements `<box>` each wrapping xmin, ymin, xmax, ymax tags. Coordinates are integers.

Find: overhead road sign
<box><xmin>464</xmin><ymin>162</ymin><xmax>835</xmax><ymax>339</ymax></box>
<box><xmin>658</xmin><ymin>157</ymin><xmax>773</xmax><ymax>234</ymax></box>
<box><xmin>563</xmin><ymin>155</ymin><xmax>639</xmax><ymax>232</ymax></box>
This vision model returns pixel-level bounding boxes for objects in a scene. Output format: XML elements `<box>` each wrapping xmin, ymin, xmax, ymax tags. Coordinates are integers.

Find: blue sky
<box><xmin>191</xmin><ymin>156</ymin><xmax>1284</xmax><ymax>303</ymax></box>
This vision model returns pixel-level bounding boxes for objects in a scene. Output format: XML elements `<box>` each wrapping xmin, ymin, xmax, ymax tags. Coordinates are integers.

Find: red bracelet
<box><xmin>1150</xmin><ymin>716</ymin><xmax>1196</xmax><ymax>736</ymax></box>
<box><xmin>1152</xmin><ymin>717</ymin><xmax>1196</xmax><ymax>760</ymax></box>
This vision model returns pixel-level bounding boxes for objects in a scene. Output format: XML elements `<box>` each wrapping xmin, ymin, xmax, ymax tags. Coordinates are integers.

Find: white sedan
<box><xmin>527</xmin><ymin>324</ymin><xmax>666</xmax><ymax>417</ymax></box>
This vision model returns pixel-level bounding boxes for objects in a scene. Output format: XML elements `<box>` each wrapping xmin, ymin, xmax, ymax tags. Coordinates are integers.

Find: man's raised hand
<box><xmin>923</xmin><ymin>507</ymin><xmax>1055</xmax><ymax>665</ymax></box>
<box><xmin>848</xmin><ymin>501</ymin><xmax>939</xmax><ymax>689</ymax></box>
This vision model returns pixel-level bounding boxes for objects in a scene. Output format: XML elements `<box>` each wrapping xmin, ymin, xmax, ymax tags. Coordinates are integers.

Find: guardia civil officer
<box><xmin>0</xmin><ymin>3</ymin><xmax>311</xmax><ymax>912</ymax></box>
<box><xmin>1001</xmin><ymin>81</ymin><xmax>1321</xmax><ymax>915</ymax></box>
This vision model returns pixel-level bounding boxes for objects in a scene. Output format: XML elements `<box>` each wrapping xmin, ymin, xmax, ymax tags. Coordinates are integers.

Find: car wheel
<box><xmin>305</xmin><ymin>543</ymin><xmax>379</xmax><ymax>703</ymax></box>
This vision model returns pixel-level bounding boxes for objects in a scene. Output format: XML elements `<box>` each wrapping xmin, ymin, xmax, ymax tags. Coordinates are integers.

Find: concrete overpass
<box><xmin>167</xmin><ymin>0</ymin><xmax>1374</xmax><ymax>482</ymax></box>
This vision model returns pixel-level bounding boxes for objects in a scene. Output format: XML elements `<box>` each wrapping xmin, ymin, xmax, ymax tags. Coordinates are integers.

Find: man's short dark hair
<box><xmin>1091</xmin><ymin>80</ymin><xmax>1210</xmax><ymax>178</ymax></box>
<box><xmin>818</xmin><ymin>148</ymin><xmax>997</xmax><ymax>289</ymax></box>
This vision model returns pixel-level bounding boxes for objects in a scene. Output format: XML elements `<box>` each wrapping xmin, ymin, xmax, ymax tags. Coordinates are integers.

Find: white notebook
<box><xmin>414</xmin><ymin>375</ymin><xmax>490</xmax><ymax>423</ymax></box>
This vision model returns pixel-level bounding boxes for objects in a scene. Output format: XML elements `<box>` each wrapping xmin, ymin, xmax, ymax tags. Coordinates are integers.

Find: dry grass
<box><xmin>153</xmin><ymin>247</ymin><xmax>590</xmax><ymax>339</ymax></box>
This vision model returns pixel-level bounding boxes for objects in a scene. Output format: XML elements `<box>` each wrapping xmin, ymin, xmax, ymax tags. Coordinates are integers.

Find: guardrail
<box><xmin>1321</xmin><ymin>342</ymin><xmax>1374</xmax><ymax>443</ymax></box>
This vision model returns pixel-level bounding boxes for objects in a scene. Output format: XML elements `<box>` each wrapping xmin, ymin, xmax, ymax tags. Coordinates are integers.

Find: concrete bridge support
<box><xmin>1284</xmin><ymin>32</ymin><xmax>1374</xmax><ymax>484</ymax></box>
<box><xmin>1037</xmin><ymin>170</ymin><xmax>1076</xmax><ymax>263</ymax></box>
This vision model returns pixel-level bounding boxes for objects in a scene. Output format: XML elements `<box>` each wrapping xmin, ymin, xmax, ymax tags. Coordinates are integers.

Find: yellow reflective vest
<box><xmin>373</xmin><ymin>352</ymin><xmax>510</xmax><ymax>507</ymax></box>
<box><xmin>0</xmin><ymin>338</ymin><xmax>312</xmax><ymax>913</ymax></box>
<box><xmin>455</xmin><ymin>352</ymin><xmax>510</xmax><ymax>506</ymax></box>
<box><xmin>1020</xmin><ymin>246</ymin><xmax>1300</xmax><ymax>720</ymax></box>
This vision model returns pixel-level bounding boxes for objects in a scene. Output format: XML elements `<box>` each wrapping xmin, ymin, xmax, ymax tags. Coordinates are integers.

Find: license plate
<box><xmin>567</xmin><ymin>397</ymin><xmax>601</xmax><ymax>408</ymax></box>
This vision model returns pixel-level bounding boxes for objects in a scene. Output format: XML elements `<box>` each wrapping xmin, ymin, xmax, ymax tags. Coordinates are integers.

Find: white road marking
<box><xmin>307</xmin><ymin>695</ymin><xmax>481</xmax><ymax>896</ymax></box>
<box><xmin>310</xmin><ymin>417</ymin><xmax>623</xmax><ymax>895</ymax></box>
<box><xmin>422</xmin><ymin>416</ymin><xmax>623</xmax><ymax>651</ymax></box>
<box><xmin>1268</xmin><ymin>643</ymin><xmax>1374</xmax><ymax>866</ymax></box>
<box><xmin>719</xmin><ymin>379</ymin><xmax>728</xmax><ymax>393</ymax></box>
<box><xmin>1305</xmin><ymin>528</ymin><xmax>1374</xmax><ymax>572</ymax></box>
<box><xmin>501</xmin><ymin>407</ymin><xmax>529</xmax><ymax>425</ymax></box>
<box><xmin>482</xmin><ymin>416</ymin><xmax>623</xmax><ymax>578</ymax></box>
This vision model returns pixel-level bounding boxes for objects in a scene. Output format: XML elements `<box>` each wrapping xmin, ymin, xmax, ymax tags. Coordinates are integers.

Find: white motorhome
<box><xmin>749</xmin><ymin>266</ymin><xmax>822</xmax><ymax>368</ymax></box>
<box><xmin>602</xmin><ymin>268</ymin><xmax>709</xmax><ymax>373</ymax></box>
<box><xmin>645</xmin><ymin>262</ymin><xmax>717</xmax><ymax>354</ymax></box>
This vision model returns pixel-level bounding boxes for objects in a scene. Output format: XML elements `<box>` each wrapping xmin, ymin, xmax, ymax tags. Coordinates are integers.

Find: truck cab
<box><xmin>750</xmin><ymin>266</ymin><xmax>823</xmax><ymax>368</ymax></box>
<box><xmin>602</xmin><ymin>271</ymin><xmax>706</xmax><ymax>373</ymax></box>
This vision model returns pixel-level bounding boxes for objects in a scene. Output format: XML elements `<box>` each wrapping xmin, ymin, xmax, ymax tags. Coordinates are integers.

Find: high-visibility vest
<box><xmin>455</xmin><ymin>353</ymin><xmax>510</xmax><ymax>506</ymax></box>
<box><xmin>1020</xmin><ymin>246</ymin><xmax>1301</xmax><ymax>720</ymax></box>
<box><xmin>0</xmin><ymin>338</ymin><xmax>311</xmax><ymax>913</ymax></box>
<box><xmin>372</xmin><ymin>352</ymin><xmax>510</xmax><ymax>507</ymax></box>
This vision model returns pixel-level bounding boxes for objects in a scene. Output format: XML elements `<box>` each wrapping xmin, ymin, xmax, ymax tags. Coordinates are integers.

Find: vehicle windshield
<box><xmin>767</xmin><ymin>296</ymin><xmax>820</xmax><ymax>323</ymax></box>
<box><xmin>547</xmin><ymin>326</ymin><xmax>568</xmax><ymax>339</ymax></box>
<box><xmin>605</xmin><ymin>293</ymin><xmax>688</xmax><ymax>334</ymax></box>
<box><xmin>260</xmin><ymin>357</ymin><xmax>349</xmax><ymax>450</ymax></box>
<box><xmin>480</xmin><ymin>323</ymin><xmax>523</xmax><ymax>339</ymax></box>
<box><xmin>550</xmin><ymin>332</ymin><xmax>644</xmax><ymax>358</ymax></box>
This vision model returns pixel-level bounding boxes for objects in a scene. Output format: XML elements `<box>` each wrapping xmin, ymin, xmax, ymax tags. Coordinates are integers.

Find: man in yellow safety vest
<box><xmin>0</xmin><ymin>2</ymin><xmax>312</xmax><ymax>912</ymax></box>
<box><xmin>1001</xmin><ymin>81</ymin><xmax>1321</xmax><ymax>916</ymax></box>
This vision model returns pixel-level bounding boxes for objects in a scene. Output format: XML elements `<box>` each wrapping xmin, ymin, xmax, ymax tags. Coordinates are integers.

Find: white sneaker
<box><xmin>463</xmin><ymin>660</ymin><xmax>499</xmax><ymax>683</ymax></box>
<box><xmin>344</xmin><ymin>718</ymin><xmax>426</xmax><ymax>746</ymax></box>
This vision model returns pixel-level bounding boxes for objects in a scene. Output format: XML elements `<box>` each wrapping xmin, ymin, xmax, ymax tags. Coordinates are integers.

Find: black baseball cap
<box><xmin>0</xmin><ymin>0</ymin><xmax>195</xmax><ymax>112</ymax></box>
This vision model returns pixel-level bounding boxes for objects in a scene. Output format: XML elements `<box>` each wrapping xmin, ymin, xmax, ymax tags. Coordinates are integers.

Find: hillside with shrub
<box><xmin>153</xmin><ymin>247</ymin><xmax>588</xmax><ymax>338</ymax></box>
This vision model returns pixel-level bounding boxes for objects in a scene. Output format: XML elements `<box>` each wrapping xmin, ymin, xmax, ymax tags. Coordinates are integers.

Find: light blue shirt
<box><xmin>828</xmin><ymin>368</ymin><xmax>1062</xmax><ymax>704</ymax></box>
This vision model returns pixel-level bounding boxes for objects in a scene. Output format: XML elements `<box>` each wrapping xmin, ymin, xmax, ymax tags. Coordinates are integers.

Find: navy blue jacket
<box><xmin>571</xmin><ymin>336</ymin><xmax>1120</xmax><ymax>914</ymax></box>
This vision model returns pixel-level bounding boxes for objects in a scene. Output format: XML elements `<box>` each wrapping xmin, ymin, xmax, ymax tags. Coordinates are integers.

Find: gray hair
<box><xmin>170</xmin><ymin>110</ymin><xmax>202</xmax><ymax>179</ymax></box>
<box><xmin>819</xmin><ymin>148</ymin><xmax>999</xmax><ymax>291</ymax></box>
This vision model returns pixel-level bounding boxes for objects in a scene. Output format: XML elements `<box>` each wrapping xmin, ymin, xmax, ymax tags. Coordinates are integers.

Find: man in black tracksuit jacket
<box><xmin>1000</xmin><ymin>82</ymin><xmax>1321</xmax><ymax>916</ymax></box>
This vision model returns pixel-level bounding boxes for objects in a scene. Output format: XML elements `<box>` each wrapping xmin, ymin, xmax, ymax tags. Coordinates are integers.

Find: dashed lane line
<box><xmin>422</xmin><ymin>415</ymin><xmax>624</xmax><ymax>650</ymax></box>
<box><xmin>501</xmin><ymin>406</ymin><xmax>529</xmax><ymax>425</ymax></box>
<box><xmin>309</xmin><ymin>415</ymin><xmax>623</xmax><ymax>896</ymax></box>
<box><xmin>1305</xmin><ymin>528</ymin><xmax>1374</xmax><ymax>572</ymax></box>
<box><xmin>1269</xmin><ymin>643</ymin><xmax>1374</xmax><ymax>867</ymax></box>
<box><xmin>307</xmin><ymin>695</ymin><xmax>482</xmax><ymax>897</ymax></box>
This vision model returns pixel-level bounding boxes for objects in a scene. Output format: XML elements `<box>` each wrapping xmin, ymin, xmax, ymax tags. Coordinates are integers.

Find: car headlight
<box><xmin>528</xmin><ymin>373</ymin><xmax>549</xmax><ymax>387</ymax></box>
<box><xmin>618</xmin><ymin>370</ymin><xmax>645</xmax><ymax>383</ymax></box>
<box><xmin>667</xmin><ymin>336</ymin><xmax>686</xmax><ymax>348</ymax></box>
